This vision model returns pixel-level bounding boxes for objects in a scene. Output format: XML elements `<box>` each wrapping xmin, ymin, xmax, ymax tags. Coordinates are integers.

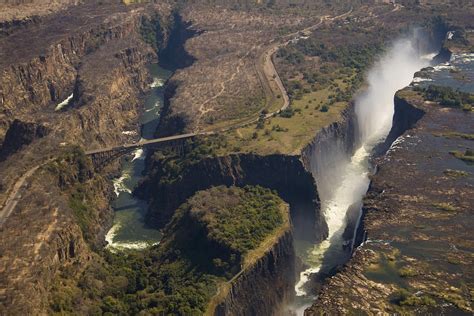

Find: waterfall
<box><xmin>292</xmin><ymin>34</ymin><xmax>432</xmax><ymax>313</ymax></box>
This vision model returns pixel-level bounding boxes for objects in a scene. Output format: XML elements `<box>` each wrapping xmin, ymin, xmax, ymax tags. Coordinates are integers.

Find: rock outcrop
<box><xmin>0</xmin><ymin>148</ymin><xmax>111</xmax><ymax>315</ymax></box>
<box><xmin>374</xmin><ymin>94</ymin><xmax>426</xmax><ymax>155</ymax></box>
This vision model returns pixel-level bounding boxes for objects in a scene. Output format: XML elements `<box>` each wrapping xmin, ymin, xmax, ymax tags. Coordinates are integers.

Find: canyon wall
<box><xmin>306</xmin><ymin>83</ymin><xmax>474</xmax><ymax>314</ymax></box>
<box><xmin>374</xmin><ymin>94</ymin><xmax>426</xmax><ymax>155</ymax></box>
<box><xmin>212</xmin><ymin>229</ymin><xmax>295</xmax><ymax>316</ymax></box>
<box><xmin>0</xmin><ymin>2</ymin><xmax>172</xmax><ymax>148</ymax></box>
<box><xmin>301</xmin><ymin>105</ymin><xmax>357</xmax><ymax>200</ymax></box>
<box><xmin>0</xmin><ymin>3</ymin><xmax>175</xmax><ymax>208</ymax></box>
<box><xmin>0</xmin><ymin>3</ymin><xmax>176</xmax><ymax>314</ymax></box>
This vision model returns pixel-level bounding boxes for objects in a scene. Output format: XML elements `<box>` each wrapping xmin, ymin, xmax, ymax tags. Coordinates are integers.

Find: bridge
<box><xmin>85</xmin><ymin>132</ymin><xmax>203</xmax><ymax>169</ymax></box>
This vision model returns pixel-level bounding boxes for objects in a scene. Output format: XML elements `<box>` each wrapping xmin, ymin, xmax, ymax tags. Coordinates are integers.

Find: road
<box><xmin>0</xmin><ymin>165</ymin><xmax>41</xmax><ymax>227</ymax></box>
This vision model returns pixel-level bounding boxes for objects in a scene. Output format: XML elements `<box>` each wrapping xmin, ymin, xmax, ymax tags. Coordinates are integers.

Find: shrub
<box><xmin>415</xmin><ymin>85</ymin><xmax>474</xmax><ymax>109</ymax></box>
<box><xmin>280</xmin><ymin>107</ymin><xmax>295</xmax><ymax>118</ymax></box>
<box><xmin>398</xmin><ymin>267</ymin><xmax>419</xmax><ymax>277</ymax></box>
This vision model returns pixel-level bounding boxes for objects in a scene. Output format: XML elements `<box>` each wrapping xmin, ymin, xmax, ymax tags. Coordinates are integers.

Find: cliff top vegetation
<box><xmin>414</xmin><ymin>85</ymin><xmax>474</xmax><ymax>111</ymax></box>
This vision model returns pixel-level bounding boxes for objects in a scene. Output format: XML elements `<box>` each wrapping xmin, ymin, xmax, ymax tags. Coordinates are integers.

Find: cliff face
<box><xmin>0</xmin><ymin>2</ymin><xmax>174</xmax><ymax>208</ymax></box>
<box><xmin>374</xmin><ymin>94</ymin><xmax>426</xmax><ymax>155</ymax></box>
<box><xmin>140</xmin><ymin>153</ymin><xmax>327</xmax><ymax>242</ymax></box>
<box><xmin>0</xmin><ymin>9</ymin><xmax>138</xmax><ymax>143</ymax></box>
<box><xmin>302</xmin><ymin>105</ymin><xmax>357</xmax><ymax>165</ymax></box>
<box><xmin>301</xmin><ymin>105</ymin><xmax>357</xmax><ymax>187</ymax></box>
<box><xmin>212</xmin><ymin>230</ymin><xmax>295</xmax><ymax>316</ymax></box>
<box><xmin>0</xmin><ymin>2</ymin><xmax>172</xmax><ymax>148</ymax></box>
<box><xmin>0</xmin><ymin>3</ymin><xmax>175</xmax><ymax>314</ymax></box>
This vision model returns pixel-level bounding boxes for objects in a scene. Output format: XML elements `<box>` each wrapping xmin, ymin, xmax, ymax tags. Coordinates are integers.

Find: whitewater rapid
<box><xmin>293</xmin><ymin>37</ymin><xmax>432</xmax><ymax>312</ymax></box>
<box><xmin>105</xmin><ymin>64</ymin><xmax>171</xmax><ymax>252</ymax></box>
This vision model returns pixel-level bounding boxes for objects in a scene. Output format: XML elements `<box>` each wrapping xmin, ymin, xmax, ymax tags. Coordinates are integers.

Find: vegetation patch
<box><xmin>449</xmin><ymin>149</ymin><xmax>474</xmax><ymax>163</ymax></box>
<box><xmin>435</xmin><ymin>288</ymin><xmax>472</xmax><ymax>312</ymax></box>
<box><xmin>139</xmin><ymin>13</ymin><xmax>165</xmax><ymax>51</ymax></box>
<box><xmin>414</xmin><ymin>85</ymin><xmax>474</xmax><ymax>111</ymax></box>
<box><xmin>45</xmin><ymin>146</ymin><xmax>103</xmax><ymax>243</ymax></box>
<box><xmin>398</xmin><ymin>266</ymin><xmax>420</xmax><ymax>278</ymax></box>
<box><xmin>434</xmin><ymin>131</ymin><xmax>474</xmax><ymax>140</ymax></box>
<box><xmin>219</xmin><ymin>88</ymin><xmax>347</xmax><ymax>155</ymax></box>
<box><xmin>390</xmin><ymin>289</ymin><xmax>436</xmax><ymax>310</ymax></box>
<box><xmin>432</xmin><ymin>202</ymin><xmax>459</xmax><ymax>212</ymax></box>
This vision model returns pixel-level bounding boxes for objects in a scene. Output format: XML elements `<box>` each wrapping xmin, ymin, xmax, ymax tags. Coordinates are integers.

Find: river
<box><xmin>105</xmin><ymin>64</ymin><xmax>172</xmax><ymax>251</ymax></box>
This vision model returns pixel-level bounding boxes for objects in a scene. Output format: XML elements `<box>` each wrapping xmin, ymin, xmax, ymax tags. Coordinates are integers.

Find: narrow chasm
<box><xmin>105</xmin><ymin>13</ymin><xmax>197</xmax><ymax>251</ymax></box>
<box><xmin>289</xmin><ymin>29</ymin><xmax>448</xmax><ymax>314</ymax></box>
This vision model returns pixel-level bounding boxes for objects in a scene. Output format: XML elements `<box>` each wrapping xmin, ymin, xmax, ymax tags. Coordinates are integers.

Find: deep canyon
<box><xmin>0</xmin><ymin>1</ymin><xmax>472</xmax><ymax>315</ymax></box>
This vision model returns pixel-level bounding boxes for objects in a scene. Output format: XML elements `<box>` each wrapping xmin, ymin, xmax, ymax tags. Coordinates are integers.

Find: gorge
<box><xmin>0</xmin><ymin>1</ymin><xmax>472</xmax><ymax>315</ymax></box>
<box><xmin>114</xmin><ymin>26</ymin><xmax>445</xmax><ymax>314</ymax></box>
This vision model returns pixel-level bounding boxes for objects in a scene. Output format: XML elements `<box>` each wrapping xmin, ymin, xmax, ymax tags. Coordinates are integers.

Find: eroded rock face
<box><xmin>0</xmin><ymin>3</ymin><xmax>151</xmax><ymax>144</ymax></box>
<box><xmin>0</xmin><ymin>151</ymin><xmax>112</xmax><ymax>315</ymax></box>
<box><xmin>0</xmin><ymin>2</ymin><xmax>174</xmax><ymax>209</ymax></box>
<box><xmin>0</xmin><ymin>3</ymin><xmax>176</xmax><ymax>314</ymax></box>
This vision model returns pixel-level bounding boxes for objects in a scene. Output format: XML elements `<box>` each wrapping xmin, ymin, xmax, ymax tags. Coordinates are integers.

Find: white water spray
<box><xmin>293</xmin><ymin>36</ymin><xmax>432</xmax><ymax>311</ymax></box>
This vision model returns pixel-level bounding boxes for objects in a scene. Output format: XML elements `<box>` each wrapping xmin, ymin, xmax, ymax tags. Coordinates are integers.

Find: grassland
<box><xmin>217</xmin><ymin>85</ymin><xmax>348</xmax><ymax>155</ymax></box>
